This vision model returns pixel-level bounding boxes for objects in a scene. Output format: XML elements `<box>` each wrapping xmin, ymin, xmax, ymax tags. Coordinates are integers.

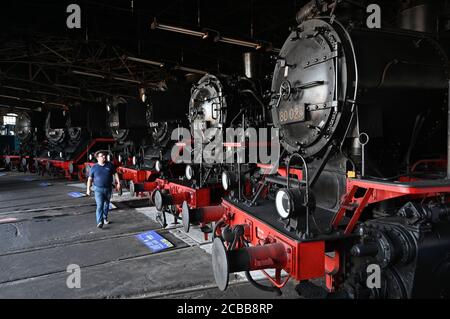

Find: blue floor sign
<box><xmin>39</xmin><ymin>182</ymin><xmax>52</xmax><ymax>187</ymax></box>
<box><xmin>67</xmin><ymin>192</ymin><xmax>87</xmax><ymax>198</ymax></box>
<box><xmin>136</xmin><ymin>230</ymin><xmax>174</xmax><ymax>253</ymax></box>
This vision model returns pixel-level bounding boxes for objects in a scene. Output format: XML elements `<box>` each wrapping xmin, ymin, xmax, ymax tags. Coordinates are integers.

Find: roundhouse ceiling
<box><xmin>0</xmin><ymin>0</ymin><xmax>398</xmax><ymax>112</ymax></box>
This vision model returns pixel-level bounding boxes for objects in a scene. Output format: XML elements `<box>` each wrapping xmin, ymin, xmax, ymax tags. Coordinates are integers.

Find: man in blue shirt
<box><xmin>86</xmin><ymin>151</ymin><xmax>121</xmax><ymax>228</ymax></box>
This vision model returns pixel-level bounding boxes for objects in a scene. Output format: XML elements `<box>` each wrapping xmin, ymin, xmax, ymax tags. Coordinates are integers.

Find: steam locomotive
<box><xmin>34</xmin><ymin>104</ymin><xmax>115</xmax><ymax>179</ymax></box>
<box><xmin>172</xmin><ymin>1</ymin><xmax>450</xmax><ymax>298</ymax></box>
<box><xmin>109</xmin><ymin>81</ymin><xmax>193</xmax><ymax>203</ymax></box>
<box><xmin>150</xmin><ymin>65</ymin><xmax>272</xmax><ymax>228</ymax></box>
<box><xmin>3</xmin><ymin>0</ymin><xmax>450</xmax><ymax>299</ymax></box>
<box><xmin>0</xmin><ymin>111</ymin><xmax>44</xmax><ymax>171</ymax></box>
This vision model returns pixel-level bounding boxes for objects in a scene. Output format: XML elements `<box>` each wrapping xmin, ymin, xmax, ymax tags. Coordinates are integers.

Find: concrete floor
<box><xmin>0</xmin><ymin>170</ymin><xmax>325</xmax><ymax>299</ymax></box>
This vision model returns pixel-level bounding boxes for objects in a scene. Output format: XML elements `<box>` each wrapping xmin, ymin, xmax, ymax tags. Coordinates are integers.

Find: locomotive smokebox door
<box><xmin>271</xmin><ymin>18</ymin><xmax>349</xmax><ymax>157</ymax></box>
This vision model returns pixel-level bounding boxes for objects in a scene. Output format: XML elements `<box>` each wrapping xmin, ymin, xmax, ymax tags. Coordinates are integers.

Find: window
<box><xmin>3</xmin><ymin>115</ymin><xmax>17</xmax><ymax>125</ymax></box>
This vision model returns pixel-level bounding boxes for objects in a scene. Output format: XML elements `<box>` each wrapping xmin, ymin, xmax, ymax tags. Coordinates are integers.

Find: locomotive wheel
<box><xmin>338</xmin><ymin>264</ymin><xmax>407</xmax><ymax>299</ymax></box>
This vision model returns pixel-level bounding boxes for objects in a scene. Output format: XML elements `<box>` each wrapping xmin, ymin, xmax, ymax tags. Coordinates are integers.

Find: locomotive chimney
<box><xmin>398</xmin><ymin>0</ymin><xmax>440</xmax><ymax>33</ymax></box>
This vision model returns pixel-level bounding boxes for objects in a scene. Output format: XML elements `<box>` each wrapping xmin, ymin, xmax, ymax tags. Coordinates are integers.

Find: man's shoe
<box><xmin>103</xmin><ymin>218</ymin><xmax>110</xmax><ymax>225</ymax></box>
<box><xmin>97</xmin><ymin>222</ymin><xmax>103</xmax><ymax>228</ymax></box>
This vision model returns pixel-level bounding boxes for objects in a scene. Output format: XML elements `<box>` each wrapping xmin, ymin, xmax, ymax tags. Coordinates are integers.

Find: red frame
<box><xmin>33</xmin><ymin>138</ymin><xmax>116</xmax><ymax>180</ymax></box>
<box><xmin>331</xmin><ymin>177</ymin><xmax>450</xmax><ymax>235</ymax></box>
<box><xmin>117</xmin><ymin>166</ymin><xmax>156</xmax><ymax>184</ymax></box>
<box><xmin>153</xmin><ymin>178</ymin><xmax>215</xmax><ymax>211</ymax></box>
<box><xmin>217</xmin><ymin>200</ymin><xmax>325</xmax><ymax>287</ymax></box>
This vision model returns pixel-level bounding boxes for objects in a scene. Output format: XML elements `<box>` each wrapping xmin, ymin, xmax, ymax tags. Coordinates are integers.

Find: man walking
<box><xmin>86</xmin><ymin>151</ymin><xmax>121</xmax><ymax>228</ymax></box>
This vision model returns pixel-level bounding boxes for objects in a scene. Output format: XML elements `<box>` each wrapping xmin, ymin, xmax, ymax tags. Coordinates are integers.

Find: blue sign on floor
<box><xmin>68</xmin><ymin>192</ymin><xmax>87</xmax><ymax>198</ymax></box>
<box><xmin>22</xmin><ymin>177</ymin><xmax>36</xmax><ymax>182</ymax></box>
<box><xmin>136</xmin><ymin>230</ymin><xmax>174</xmax><ymax>253</ymax></box>
<box><xmin>39</xmin><ymin>182</ymin><xmax>52</xmax><ymax>187</ymax></box>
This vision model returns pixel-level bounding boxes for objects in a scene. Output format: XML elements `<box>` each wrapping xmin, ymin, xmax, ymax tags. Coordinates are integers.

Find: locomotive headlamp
<box><xmin>48</xmin><ymin>151</ymin><xmax>51</xmax><ymax>157</ymax></box>
<box><xmin>89</xmin><ymin>153</ymin><xmax>93</xmax><ymax>161</ymax></box>
<box><xmin>221</xmin><ymin>170</ymin><xmax>231</xmax><ymax>191</ymax></box>
<box><xmin>275</xmin><ymin>188</ymin><xmax>305</xmax><ymax>219</ymax></box>
<box><xmin>155</xmin><ymin>160</ymin><xmax>162</xmax><ymax>172</ymax></box>
<box><xmin>107</xmin><ymin>154</ymin><xmax>111</xmax><ymax>162</ymax></box>
<box><xmin>59</xmin><ymin>152</ymin><xmax>63</xmax><ymax>158</ymax></box>
<box><xmin>275</xmin><ymin>189</ymin><xmax>293</xmax><ymax>219</ymax></box>
<box><xmin>132</xmin><ymin>156</ymin><xmax>137</xmax><ymax>166</ymax></box>
<box><xmin>139</xmin><ymin>87</ymin><xmax>147</xmax><ymax>103</ymax></box>
<box><xmin>118</xmin><ymin>154</ymin><xmax>123</xmax><ymax>163</ymax></box>
<box><xmin>185</xmin><ymin>165</ymin><xmax>194</xmax><ymax>180</ymax></box>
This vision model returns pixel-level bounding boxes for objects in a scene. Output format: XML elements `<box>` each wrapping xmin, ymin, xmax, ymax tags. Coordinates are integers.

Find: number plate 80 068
<box><xmin>278</xmin><ymin>104</ymin><xmax>305</xmax><ymax>124</ymax></box>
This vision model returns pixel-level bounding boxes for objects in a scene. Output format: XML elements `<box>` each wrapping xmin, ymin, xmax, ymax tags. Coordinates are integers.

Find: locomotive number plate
<box><xmin>278</xmin><ymin>104</ymin><xmax>306</xmax><ymax>124</ymax></box>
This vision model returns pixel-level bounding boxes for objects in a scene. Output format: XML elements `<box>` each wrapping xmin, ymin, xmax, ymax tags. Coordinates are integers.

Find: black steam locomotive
<box><xmin>106</xmin><ymin>82</ymin><xmax>191</xmax><ymax>172</ymax></box>
<box><xmin>151</xmin><ymin>62</ymin><xmax>273</xmax><ymax>229</ymax></box>
<box><xmin>3</xmin><ymin>111</ymin><xmax>45</xmax><ymax>171</ymax></box>
<box><xmin>184</xmin><ymin>71</ymin><xmax>268</xmax><ymax>188</ymax></box>
<box><xmin>201</xmin><ymin>0</ymin><xmax>450</xmax><ymax>299</ymax></box>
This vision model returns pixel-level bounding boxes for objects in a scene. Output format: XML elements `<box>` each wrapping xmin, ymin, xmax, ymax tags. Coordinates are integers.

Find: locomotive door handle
<box><xmin>295</xmin><ymin>80</ymin><xmax>325</xmax><ymax>90</ymax></box>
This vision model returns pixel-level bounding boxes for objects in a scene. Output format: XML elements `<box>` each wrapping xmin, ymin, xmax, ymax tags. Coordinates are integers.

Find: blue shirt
<box><xmin>89</xmin><ymin>162</ymin><xmax>116</xmax><ymax>188</ymax></box>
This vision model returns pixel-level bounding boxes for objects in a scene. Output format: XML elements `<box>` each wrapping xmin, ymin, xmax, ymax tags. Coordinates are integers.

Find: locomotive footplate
<box><xmin>211</xmin><ymin>198</ymin><xmax>351</xmax><ymax>291</ymax></box>
<box><xmin>225</xmin><ymin>198</ymin><xmax>350</xmax><ymax>243</ymax></box>
<box><xmin>117</xmin><ymin>167</ymin><xmax>157</xmax><ymax>184</ymax></box>
<box><xmin>152</xmin><ymin>179</ymin><xmax>224</xmax><ymax>212</ymax></box>
<box><xmin>332</xmin><ymin>177</ymin><xmax>450</xmax><ymax>235</ymax></box>
<box><xmin>0</xmin><ymin>155</ymin><xmax>22</xmax><ymax>170</ymax></box>
<box><xmin>348</xmin><ymin>178</ymin><xmax>450</xmax><ymax>193</ymax></box>
<box><xmin>34</xmin><ymin>158</ymin><xmax>73</xmax><ymax>179</ymax></box>
<box><xmin>151</xmin><ymin>178</ymin><xmax>226</xmax><ymax>230</ymax></box>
